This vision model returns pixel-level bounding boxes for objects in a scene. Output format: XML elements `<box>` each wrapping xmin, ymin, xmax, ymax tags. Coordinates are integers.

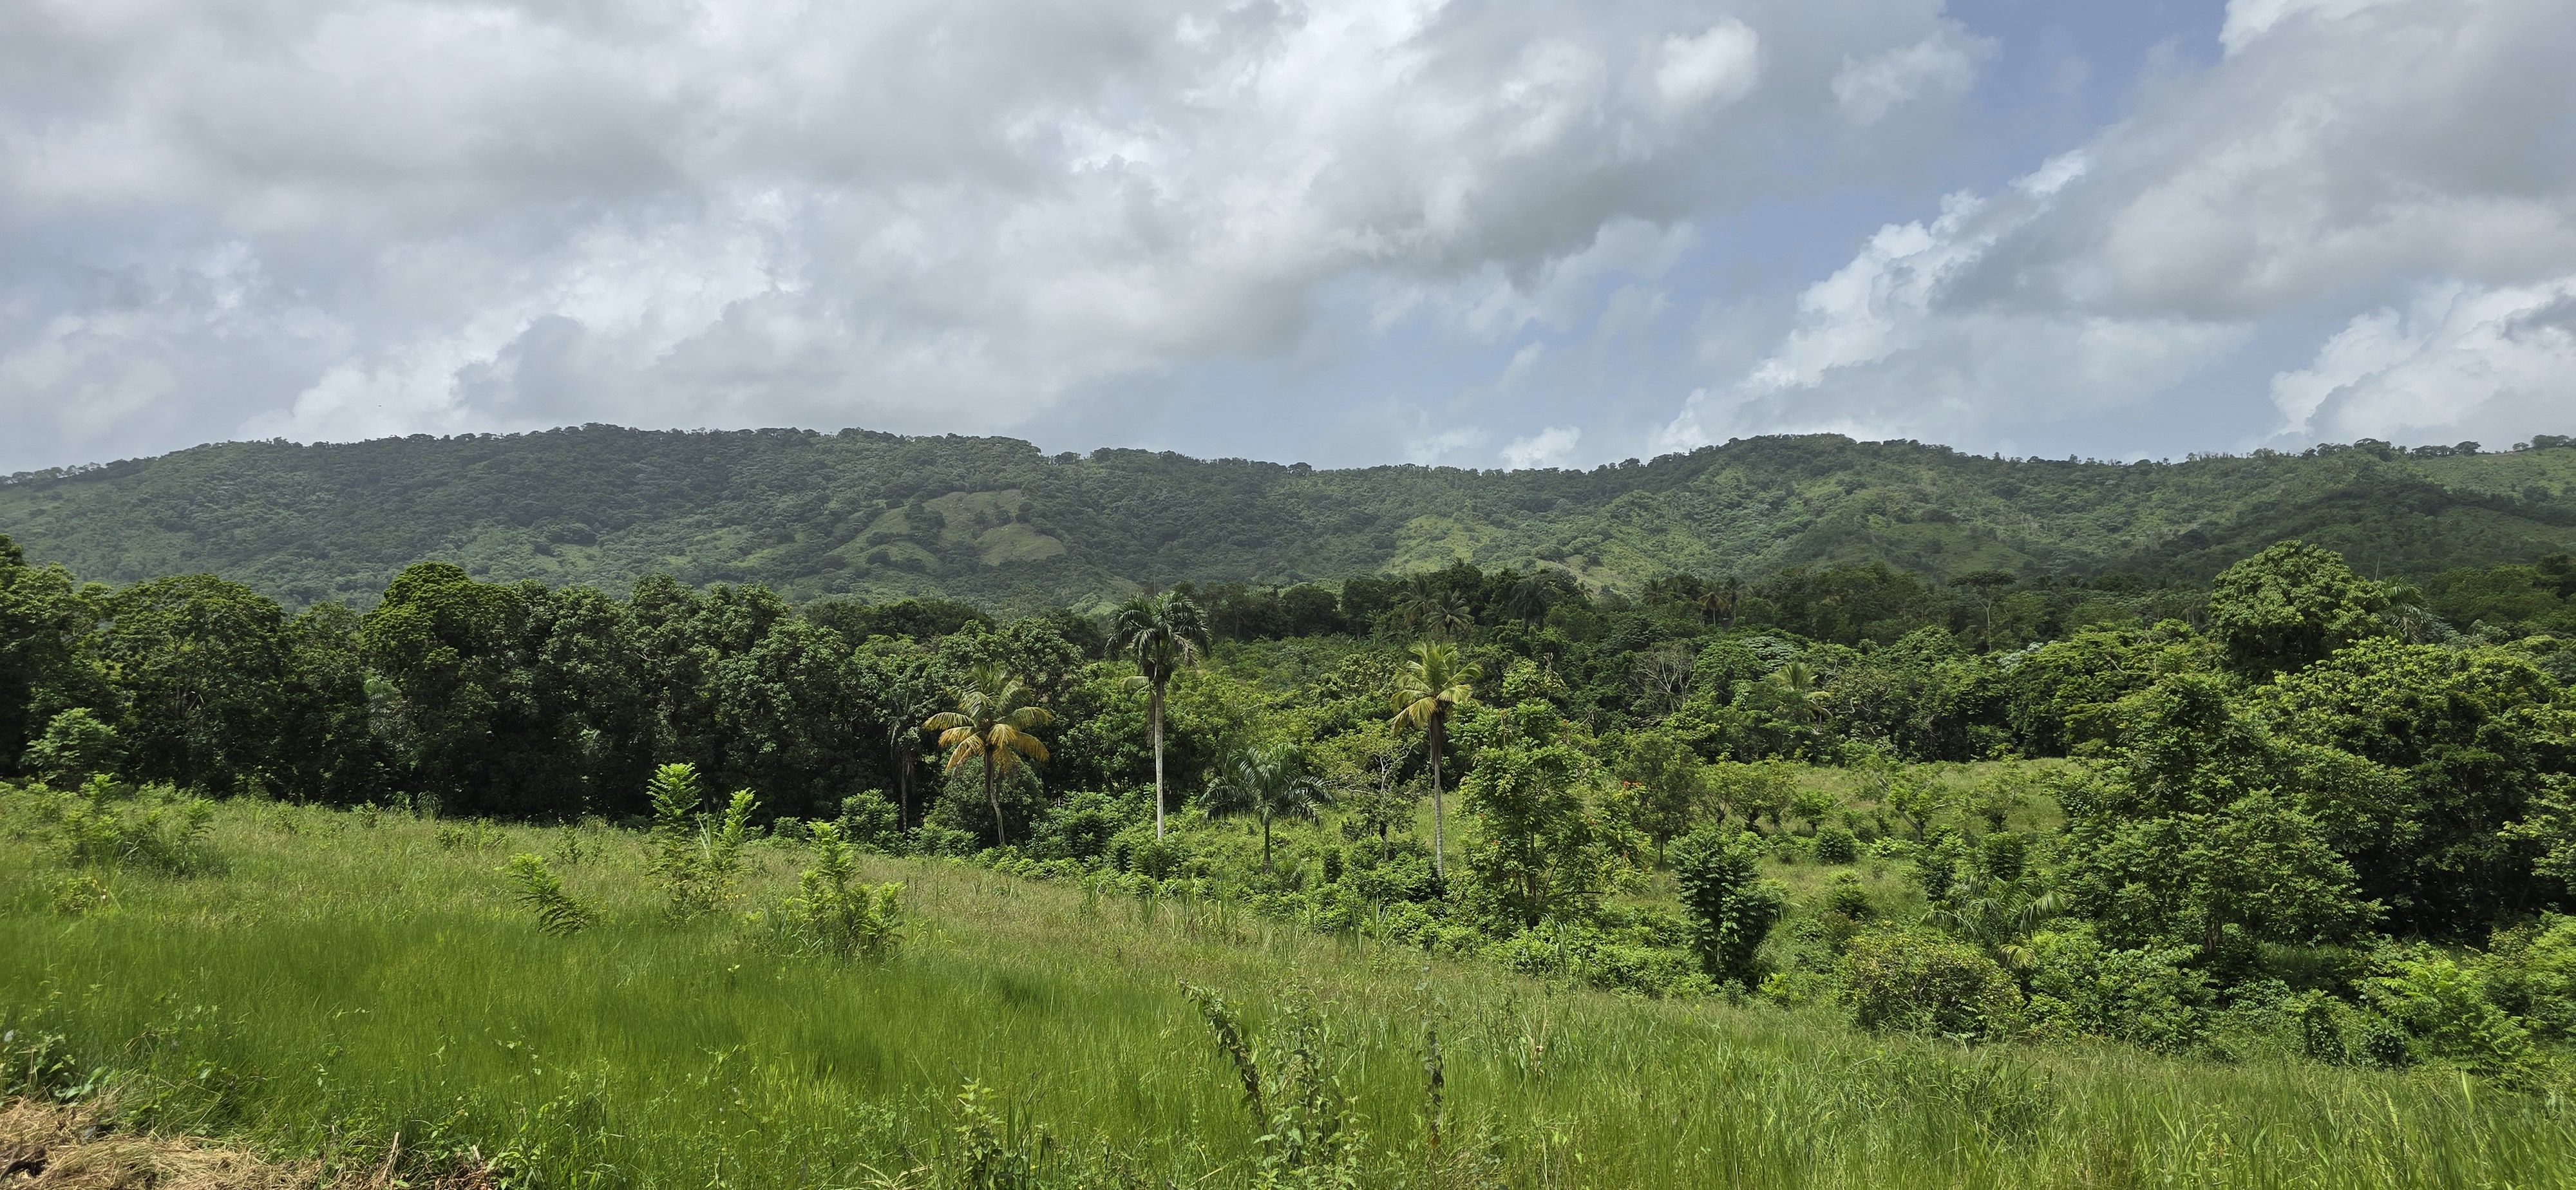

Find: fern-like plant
<box><xmin>502</xmin><ymin>853</ymin><xmax>594</xmax><ymax>937</ymax></box>
<box><xmin>776</xmin><ymin>821</ymin><xmax>904</xmax><ymax>958</ymax></box>
<box><xmin>644</xmin><ymin>762</ymin><xmax>758</xmax><ymax>921</ymax></box>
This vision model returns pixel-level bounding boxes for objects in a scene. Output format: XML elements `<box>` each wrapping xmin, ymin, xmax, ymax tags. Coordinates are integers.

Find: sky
<box><xmin>3</xmin><ymin>0</ymin><xmax>2573</xmax><ymax>475</ymax></box>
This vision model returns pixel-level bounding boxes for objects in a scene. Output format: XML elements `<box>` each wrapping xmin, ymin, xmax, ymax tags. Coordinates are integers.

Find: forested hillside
<box><xmin>4</xmin><ymin>426</ymin><xmax>2573</xmax><ymax>609</ymax></box>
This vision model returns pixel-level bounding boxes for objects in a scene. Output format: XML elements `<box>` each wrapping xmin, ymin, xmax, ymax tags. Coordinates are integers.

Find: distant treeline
<box><xmin>8</xmin><ymin>529</ymin><xmax>2574</xmax><ymax>835</ymax></box>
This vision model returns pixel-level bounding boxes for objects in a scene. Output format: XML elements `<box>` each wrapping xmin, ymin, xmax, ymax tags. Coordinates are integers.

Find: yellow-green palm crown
<box><xmin>1391</xmin><ymin>640</ymin><xmax>1481</xmax><ymax>728</ymax></box>
<box><xmin>923</xmin><ymin>662</ymin><xmax>1055</xmax><ymax>778</ymax></box>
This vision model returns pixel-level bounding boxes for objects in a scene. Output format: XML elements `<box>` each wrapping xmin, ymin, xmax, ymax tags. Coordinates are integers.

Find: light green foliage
<box><xmin>645</xmin><ymin>762</ymin><xmax>756</xmax><ymax>921</ymax></box>
<box><xmin>774</xmin><ymin>821</ymin><xmax>904</xmax><ymax>959</ymax></box>
<box><xmin>1457</xmin><ymin>730</ymin><xmax>1613</xmax><ymax>930</ymax></box>
<box><xmin>10</xmin><ymin>798</ymin><xmax>2576</xmax><ymax>1187</ymax></box>
<box><xmin>1184</xmin><ymin>985</ymin><xmax>1362</xmax><ymax>1188</ymax></box>
<box><xmin>501</xmin><ymin>853</ymin><xmax>594</xmax><ymax>937</ymax></box>
<box><xmin>2476</xmin><ymin>915</ymin><xmax>2576</xmax><ymax>1042</ymax></box>
<box><xmin>2206</xmin><ymin>542</ymin><xmax>2391</xmax><ymax>678</ymax></box>
<box><xmin>2361</xmin><ymin>945</ymin><xmax>2537</xmax><ymax>1081</ymax></box>
<box><xmin>1671</xmin><ymin>826</ymin><xmax>1785</xmax><ymax>988</ymax></box>
<box><xmin>1812</xmin><ymin>824</ymin><xmax>1859</xmax><ymax>865</ymax></box>
<box><xmin>1844</xmin><ymin>925</ymin><xmax>2025</xmax><ymax>1042</ymax></box>
<box><xmin>2022</xmin><ymin>925</ymin><xmax>2212</xmax><ymax>1053</ymax></box>
<box><xmin>38</xmin><ymin>775</ymin><xmax>216</xmax><ymax>874</ymax></box>
<box><xmin>22</xmin><ymin>708</ymin><xmax>122</xmax><ymax>786</ymax></box>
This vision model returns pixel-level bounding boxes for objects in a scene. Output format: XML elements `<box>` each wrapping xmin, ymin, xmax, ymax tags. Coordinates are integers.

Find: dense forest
<box><xmin>8</xmin><ymin>520</ymin><xmax>2576</xmax><ymax>1082</ymax></box>
<box><xmin>5</xmin><ymin>426</ymin><xmax>2575</xmax><ymax>610</ymax></box>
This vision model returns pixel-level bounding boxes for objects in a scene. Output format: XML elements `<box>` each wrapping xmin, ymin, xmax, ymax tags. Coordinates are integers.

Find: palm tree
<box><xmin>1766</xmin><ymin>661</ymin><xmax>1824</xmax><ymax>725</ymax></box>
<box><xmin>1397</xmin><ymin>576</ymin><xmax>1476</xmax><ymax>641</ymax></box>
<box><xmin>1199</xmin><ymin>743</ymin><xmax>1332</xmax><ymax>873</ymax></box>
<box><xmin>1391</xmin><ymin>640</ymin><xmax>1481</xmax><ymax>880</ymax></box>
<box><xmin>1504</xmin><ymin>569</ymin><xmax>1568</xmax><ymax>630</ymax></box>
<box><xmin>923</xmin><ymin>662</ymin><xmax>1055</xmax><ymax>845</ymax></box>
<box><xmin>1108</xmin><ymin>592</ymin><xmax>1211</xmax><ymax>840</ymax></box>
<box><xmin>1695</xmin><ymin>578</ymin><xmax>1741</xmax><ymax>628</ymax></box>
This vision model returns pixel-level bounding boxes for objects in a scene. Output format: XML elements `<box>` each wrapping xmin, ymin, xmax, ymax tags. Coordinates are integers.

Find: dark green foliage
<box><xmin>2023</xmin><ymin>925</ymin><xmax>2213</xmax><ymax>1053</ymax></box>
<box><xmin>2206</xmin><ymin>542</ymin><xmax>2390</xmax><ymax>678</ymax></box>
<box><xmin>1812</xmin><ymin>824</ymin><xmax>1859</xmax><ymax>864</ymax></box>
<box><xmin>1843</xmin><ymin>926</ymin><xmax>2025</xmax><ymax>1041</ymax></box>
<box><xmin>1671</xmin><ymin>826</ymin><xmax>1785</xmax><ymax>987</ymax></box>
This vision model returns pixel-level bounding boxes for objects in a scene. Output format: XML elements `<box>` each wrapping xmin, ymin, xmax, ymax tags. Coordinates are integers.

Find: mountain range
<box><xmin>5</xmin><ymin>426</ymin><xmax>2573</xmax><ymax>609</ymax></box>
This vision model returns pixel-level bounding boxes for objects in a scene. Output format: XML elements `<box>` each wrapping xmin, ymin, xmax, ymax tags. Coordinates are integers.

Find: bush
<box><xmin>22</xmin><ymin>709</ymin><xmax>123</xmax><ymax>787</ymax></box>
<box><xmin>502</xmin><ymin>853</ymin><xmax>594</xmax><ymax>937</ymax></box>
<box><xmin>836</xmin><ymin>791</ymin><xmax>904</xmax><ymax>852</ymax></box>
<box><xmin>1844</xmin><ymin>926</ymin><xmax>2024</xmax><ymax>1041</ymax></box>
<box><xmin>1813</xmin><ymin>824</ymin><xmax>1859</xmax><ymax>865</ymax></box>
<box><xmin>18</xmin><ymin>777</ymin><xmax>216</xmax><ymax>875</ymax></box>
<box><xmin>2022</xmin><ymin>925</ymin><xmax>2213</xmax><ymax>1053</ymax></box>
<box><xmin>2476</xmin><ymin>914</ymin><xmax>2576</xmax><ymax>1041</ymax></box>
<box><xmin>1672</xmin><ymin>826</ymin><xmax>1786</xmax><ymax>988</ymax></box>
<box><xmin>772</xmin><ymin>822</ymin><xmax>904</xmax><ymax>959</ymax></box>
<box><xmin>2360</xmin><ymin>945</ymin><xmax>2535</xmax><ymax>1079</ymax></box>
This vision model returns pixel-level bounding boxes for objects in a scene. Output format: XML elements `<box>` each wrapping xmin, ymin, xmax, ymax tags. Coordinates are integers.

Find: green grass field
<box><xmin>5</xmin><ymin>800</ymin><xmax>2571</xmax><ymax>1189</ymax></box>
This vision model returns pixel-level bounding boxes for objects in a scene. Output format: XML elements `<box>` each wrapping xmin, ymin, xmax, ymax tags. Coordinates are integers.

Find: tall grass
<box><xmin>3</xmin><ymin>800</ymin><xmax>2570</xmax><ymax>1188</ymax></box>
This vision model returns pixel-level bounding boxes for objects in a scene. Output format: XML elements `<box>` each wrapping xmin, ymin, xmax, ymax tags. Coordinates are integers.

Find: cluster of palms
<box><xmin>918</xmin><ymin>590</ymin><xmax>1482</xmax><ymax>875</ymax></box>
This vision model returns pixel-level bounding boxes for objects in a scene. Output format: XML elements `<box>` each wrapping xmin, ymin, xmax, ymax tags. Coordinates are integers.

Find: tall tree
<box><xmin>1108</xmin><ymin>592</ymin><xmax>1210</xmax><ymax>840</ymax></box>
<box><xmin>1392</xmin><ymin>640</ymin><xmax>1482</xmax><ymax>879</ymax></box>
<box><xmin>1200</xmin><ymin>743</ymin><xmax>1332</xmax><ymax>873</ymax></box>
<box><xmin>924</xmin><ymin>662</ymin><xmax>1055</xmax><ymax>845</ymax></box>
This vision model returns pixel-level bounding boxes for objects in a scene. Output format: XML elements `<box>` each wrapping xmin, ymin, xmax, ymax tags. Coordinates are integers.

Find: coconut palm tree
<box><xmin>923</xmin><ymin>662</ymin><xmax>1054</xmax><ymax>845</ymax></box>
<box><xmin>1391</xmin><ymin>640</ymin><xmax>1481</xmax><ymax>880</ymax></box>
<box><xmin>1396</xmin><ymin>575</ymin><xmax>1476</xmax><ymax>641</ymax></box>
<box><xmin>1108</xmin><ymin>592</ymin><xmax>1211</xmax><ymax>840</ymax></box>
<box><xmin>1200</xmin><ymin>743</ymin><xmax>1332</xmax><ymax>873</ymax></box>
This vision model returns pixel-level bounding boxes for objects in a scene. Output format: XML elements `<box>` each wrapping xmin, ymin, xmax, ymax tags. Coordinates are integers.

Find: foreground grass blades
<box><xmin>4</xmin><ymin>802</ymin><xmax>2571</xmax><ymax>1189</ymax></box>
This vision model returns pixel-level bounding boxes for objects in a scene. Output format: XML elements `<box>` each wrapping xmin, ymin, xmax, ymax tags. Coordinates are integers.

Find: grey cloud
<box><xmin>0</xmin><ymin>0</ymin><xmax>1980</xmax><ymax>471</ymax></box>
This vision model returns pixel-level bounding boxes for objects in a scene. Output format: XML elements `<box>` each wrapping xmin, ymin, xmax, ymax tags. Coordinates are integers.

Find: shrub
<box><xmin>1844</xmin><ymin>926</ymin><xmax>2024</xmax><ymax>1041</ymax></box>
<box><xmin>773</xmin><ymin>822</ymin><xmax>904</xmax><ymax>959</ymax></box>
<box><xmin>23</xmin><ymin>710</ymin><xmax>123</xmax><ymax>786</ymax></box>
<box><xmin>44</xmin><ymin>777</ymin><xmax>215</xmax><ymax>874</ymax></box>
<box><xmin>1672</xmin><ymin>826</ymin><xmax>1786</xmax><ymax>988</ymax></box>
<box><xmin>836</xmin><ymin>791</ymin><xmax>904</xmax><ymax>852</ymax></box>
<box><xmin>2360</xmin><ymin>945</ymin><xmax>2535</xmax><ymax>1079</ymax></box>
<box><xmin>2476</xmin><ymin>914</ymin><xmax>2576</xmax><ymax>1041</ymax></box>
<box><xmin>502</xmin><ymin>853</ymin><xmax>594</xmax><ymax>937</ymax></box>
<box><xmin>646</xmin><ymin>763</ymin><xmax>756</xmax><ymax>921</ymax></box>
<box><xmin>2022</xmin><ymin>925</ymin><xmax>2212</xmax><ymax>1053</ymax></box>
<box><xmin>1813</xmin><ymin>824</ymin><xmax>1860</xmax><ymax>865</ymax></box>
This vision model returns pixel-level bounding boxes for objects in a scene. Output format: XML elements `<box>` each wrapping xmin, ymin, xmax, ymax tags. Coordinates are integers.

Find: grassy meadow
<box><xmin>5</xmin><ymin>797</ymin><xmax>2573</xmax><ymax>1189</ymax></box>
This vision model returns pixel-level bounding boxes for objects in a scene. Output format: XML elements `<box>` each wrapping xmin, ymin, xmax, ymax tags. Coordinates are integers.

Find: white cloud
<box><xmin>1668</xmin><ymin>0</ymin><xmax>2576</xmax><ymax>454</ymax></box>
<box><xmin>1501</xmin><ymin>424</ymin><xmax>1582</xmax><ymax>468</ymax></box>
<box><xmin>2269</xmin><ymin>278</ymin><xmax>2576</xmax><ymax>444</ymax></box>
<box><xmin>0</xmin><ymin>0</ymin><xmax>1984</xmax><ymax>471</ymax></box>
<box><xmin>1832</xmin><ymin>35</ymin><xmax>1984</xmax><ymax>126</ymax></box>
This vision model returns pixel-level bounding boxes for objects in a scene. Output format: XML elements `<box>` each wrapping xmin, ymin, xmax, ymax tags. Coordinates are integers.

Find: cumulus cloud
<box><xmin>1667</xmin><ymin>0</ymin><xmax>2576</xmax><ymax>454</ymax></box>
<box><xmin>2271</xmin><ymin>279</ymin><xmax>2576</xmax><ymax>446</ymax></box>
<box><xmin>0</xmin><ymin>0</ymin><xmax>1985</xmax><ymax>471</ymax></box>
<box><xmin>1500</xmin><ymin>424</ymin><xmax>1582</xmax><ymax>468</ymax></box>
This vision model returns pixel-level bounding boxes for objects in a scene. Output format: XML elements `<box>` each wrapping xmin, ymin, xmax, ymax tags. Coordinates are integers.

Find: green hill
<box><xmin>4</xmin><ymin>426</ymin><xmax>2573</xmax><ymax>608</ymax></box>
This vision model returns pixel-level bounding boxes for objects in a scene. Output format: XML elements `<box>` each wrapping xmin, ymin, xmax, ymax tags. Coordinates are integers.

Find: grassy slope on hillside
<box><xmin>5</xmin><ymin>800</ymin><xmax>2570</xmax><ymax>1189</ymax></box>
<box><xmin>5</xmin><ymin>428</ymin><xmax>2575</xmax><ymax>609</ymax></box>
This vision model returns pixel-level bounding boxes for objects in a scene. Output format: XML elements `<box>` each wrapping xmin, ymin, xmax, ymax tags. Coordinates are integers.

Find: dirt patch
<box><xmin>0</xmin><ymin>1100</ymin><xmax>488</xmax><ymax>1190</ymax></box>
